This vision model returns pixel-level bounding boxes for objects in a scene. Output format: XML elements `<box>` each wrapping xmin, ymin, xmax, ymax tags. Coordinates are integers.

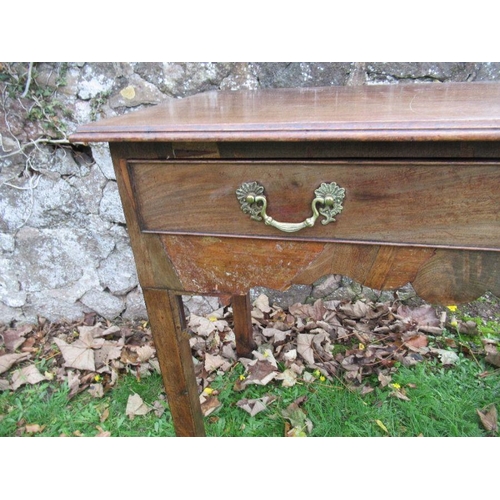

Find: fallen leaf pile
<box><xmin>1</xmin><ymin>295</ymin><xmax>499</xmax><ymax>436</ymax></box>
<box><xmin>0</xmin><ymin>313</ymin><xmax>158</xmax><ymax>398</ymax></box>
<box><xmin>189</xmin><ymin>296</ymin><xmax>457</xmax><ymax>396</ymax></box>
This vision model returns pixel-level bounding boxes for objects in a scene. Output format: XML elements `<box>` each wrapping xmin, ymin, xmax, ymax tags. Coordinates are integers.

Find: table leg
<box><xmin>142</xmin><ymin>288</ymin><xmax>205</xmax><ymax>436</ymax></box>
<box><xmin>232</xmin><ymin>292</ymin><xmax>257</xmax><ymax>358</ymax></box>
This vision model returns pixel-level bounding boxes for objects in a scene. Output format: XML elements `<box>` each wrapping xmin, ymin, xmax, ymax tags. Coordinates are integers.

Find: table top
<box><xmin>70</xmin><ymin>82</ymin><xmax>500</xmax><ymax>143</ymax></box>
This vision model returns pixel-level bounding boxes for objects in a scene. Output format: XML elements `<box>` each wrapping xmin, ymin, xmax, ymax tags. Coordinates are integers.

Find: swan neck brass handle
<box><xmin>236</xmin><ymin>181</ymin><xmax>345</xmax><ymax>233</ymax></box>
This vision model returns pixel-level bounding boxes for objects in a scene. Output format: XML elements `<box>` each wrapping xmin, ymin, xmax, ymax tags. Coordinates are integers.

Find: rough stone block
<box><xmin>80</xmin><ymin>289</ymin><xmax>125</xmax><ymax>319</ymax></box>
<box><xmin>99</xmin><ymin>181</ymin><xmax>126</xmax><ymax>224</ymax></box>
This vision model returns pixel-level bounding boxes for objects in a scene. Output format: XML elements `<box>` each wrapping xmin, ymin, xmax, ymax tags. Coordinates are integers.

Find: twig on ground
<box><xmin>20</xmin><ymin>62</ymin><xmax>34</xmax><ymax>98</ymax></box>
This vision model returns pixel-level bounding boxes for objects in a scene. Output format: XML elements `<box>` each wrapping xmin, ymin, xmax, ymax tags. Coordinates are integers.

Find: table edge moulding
<box><xmin>70</xmin><ymin>82</ymin><xmax>500</xmax><ymax>436</ymax></box>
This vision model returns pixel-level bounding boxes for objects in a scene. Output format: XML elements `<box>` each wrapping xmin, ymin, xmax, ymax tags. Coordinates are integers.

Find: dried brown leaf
<box><xmin>149</xmin><ymin>359</ymin><xmax>161</xmax><ymax>374</ymax></box>
<box><xmin>3</xmin><ymin>325</ymin><xmax>33</xmax><ymax>351</ymax></box>
<box><xmin>0</xmin><ymin>379</ymin><xmax>10</xmax><ymax>391</ymax></box>
<box><xmin>76</xmin><ymin>329</ymin><xmax>106</xmax><ymax>352</ymax></box>
<box><xmin>397</xmin><ymin>304</ymin><xmax>440</xmax><ymax>329</ymax></box>
<box><xmin>430</xmin><ymin>348</ymin><xmax>459</xmax><ymax>365</ymax></box>
<box><xmin>316</xmin><ymin>360</ymin><xmax>338</xmax><ymax>377</ymax></box>
<box><xmin>188</xmin><ymin>315</ymin><xmax>227</xmax><ymax>337</ymax></box>
<box><xmin>152</xmin><ymin>400</ymin><xmax>166</xmax><ymax>418</ymax></box>
<box><xmin>262</xmin><ymin>327</ymin><xmax>290</xmax><ymax>344</ymax></box>
<box><xmin>200</xmin><ymin>395</ymin><xmax>221</xmax><ymax>416</ymax></box>
<box><xmin>25</xmin><ymin>423</ymin><xmax>45</xmax><ymax>434</ymax></box>
<box><xmin>100</xmin><ymin>407</ymin><xmax>110</xmax><ymax>423</ymax></box>
<box><xmin>20</xmin><ymin>336</ymin><xmax>36</xmax><ymax>353</ymax></box>
<box><xmin>365</xmin><ymin>302</ymin><xmax>391</xmax><ymax>320</ymax></box>
<box><xmin>341</xmin><ymin>355</ymin><xmax>359</xmax><ymax>371</ymax></box>
<box><xmin>95</xmin><ymin>426</ymin><xmax>111</xmax><ymax>437</ymax></box>
<box><xmin>297</xmin><ymin>334</ymin><xmax>315</xmax><ymax>365</ymax></box>
<box><xmin>289</xmin><ymin>303</ymin><xmax>309</xmax><ymax>318</ymax></box>
<box><xmin>126</xmin><ymin>393</ymin><xmax>151</xmax><ymax>419</ymax></box>
<box><xmin>221</xmin><ymin>344</ymin><xmax>237</xmax><ymax>361</ymax></box>
<box><xmin>0</xmin><ymin>353</ymin><xmax>30</xmax><ymax>375</ymax></box>
<box><xmin>404</xmin><ymin>334</ymin><xmax>428</xmax><ymax>349</ymax></box>
<box><xmin>339</xmin><ymin>301</ymin><xmax>370</xmax><ymax>319</ymax></box>
<box><xmin>237</xmin><ymin>399</ymin><xmax>267</xmax><ymax>416</ymax></box>
<box><xmin>253</xmin><ymin>348</ymin><xmax>278</xmax><ymax>368</ymax></box>
<box><xmin>244</xmin><ymin>359</ymin><xmax>278</xmax><ymax>386</ymax></box>
<box><xmin>344</xmin><ymin>368</ymin><xmax>362</xmax><ymax>382</ymax></box>
<box><xmin>10</xmin><ymin>365</ymin><xmax>47</xmax><ymax>391</ymax></box>
<box><xmin>389</xmin><ymin>388</ymin><xmax>410</xmax><ymax>401</ymax></box>
<box><xmin>253</xmin><ymin>294</ymin><xmax>271</xmax><ymax>313</ymax></box>
<box><xmin>251</xmin><ymin>308</ymin><xmax>265</xmax><ymax>320</ymax></box>
<box><xmin>397</xmin><ymin>352</ymin><xmax>424</xmax><ymax>367</ymax></box>
<box><xmin>204</xmin><ymin>353</ymin><xmax>227</xmax><ymax>373</ymax></box>
<box><xmin>232</xmin><ymin>377</ymin><xmax>246</xmax><ymax>392</ymax></box>
<box><xmin>282</xmin><ymin>396</ymin><xmax>313</xmax><ymax>435</ymax></box>
<box><xmin>289</xmin><ymin>300</ymin><xmax>326</xmax><ymax>321</ymax></box>
<box><xmin>275</xmin><ymin>368</ymin><xmax>298</xmax><ymax>387</ymax></box>
<box><xmin>94</xmin><ymin>342</ymin><xmax>123</xmax><ymax>370</ymax></box>
<box><xmin>312</xmin><ymin>330</ymin><xmax>333</xmax><ymax>360</ymax></box>
<box><xmin>237</xmin><ymin>395</ymin><xmax>276</xmax><ymax>416</ymax></box>
<box><xmin>485</xmin><ymin>352</ymin><xmax>500</xmax><ymax>368</ymax></box>
<box><xmin>100</xmin><ymin>325</ymin><xmax>122</xmax><ymax>337</ymax></box>
<box><xmin>135</xmin><ymin>345</ymin><xmax>155</xmax><ymax>363</ymax></box>
<box><xmin>53</xmin><ymin>337</ymin><xmax>96</xmax><ymax>371</ymax></box>
<box><xmin>418</xmin><ymin>326</ymin><xmax>443</xmax><ymax>335</ymax></box>
<box><xmin>137</xmin><ymin>362</ymin><xmax>154</xmax><ymax>378</ymax></box>
<box><xmin>359</xmin><ymin>385</ymin><xmax>375</xmax><ymax>395</ymax></box>
<box><xmin>66</xmin><ymin>371</ymin><xmax>82</xmax><ymax>399</ymax></box>
<box><xmin>120</xmin><ymin>347</ymin><xmax>139</xmax><ymax>365</ymax></box>
<box><xmin>477</xmin><ymin>404</ymin><xmax>498</xmax><ymax>434</ymax></box>
<box><xmin>77</xmin><ymin>324</ymin><xmax>104</xmax><ymax>341</ymax></box>
<box><xmin>378</xmin><ymin>373</ymin><xmax>392</xmax><ymax>387</ymax></box>
<box><xmin>88</xmin><ymin>383</ymin><xmax>104</xmax><ymax>398</ymax></box>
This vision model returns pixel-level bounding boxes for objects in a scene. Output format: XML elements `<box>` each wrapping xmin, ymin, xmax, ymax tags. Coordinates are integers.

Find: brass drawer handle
<box><xmin>236</xmin><ymin>181</ymin><xmax>345</xmax><ymax>233</ymax></box>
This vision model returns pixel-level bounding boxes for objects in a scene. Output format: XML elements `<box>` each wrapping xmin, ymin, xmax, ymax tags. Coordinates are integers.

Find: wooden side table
<box><xmin>71</xmin><ymin>82</ymin><xmax>500</xmax><ymax>436</ymax></box>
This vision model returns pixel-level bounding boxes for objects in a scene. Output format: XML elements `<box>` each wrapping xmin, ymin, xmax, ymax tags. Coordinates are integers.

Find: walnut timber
<box><xmin>71</xmin><ymin>82</ymin><xmax>500</xmax><ymax>436</ymax></box>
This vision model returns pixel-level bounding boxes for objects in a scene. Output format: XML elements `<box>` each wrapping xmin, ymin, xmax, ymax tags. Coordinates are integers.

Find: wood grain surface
<box><xmin>130</xmin><ymin>160</ymin><xmax>500</xmax><ymax>250</ymax></box>
<box><xmin>142</xmin><ymin>289</ymin><xmax>205</xmax><ymax>436</ymax></box>
<box><xmin>70</xmin><ymin>83</ymin><xmax>500</xmax><ymax>143</ymax></box>
<box><xmin>160</xmin><ymin>236</ymin><xmax>500</xmax><ymax>305</ymax></box>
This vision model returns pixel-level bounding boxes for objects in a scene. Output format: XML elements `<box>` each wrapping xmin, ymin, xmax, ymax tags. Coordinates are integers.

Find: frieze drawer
<box><xmin>128</xmin><ymin>159</ymin><xmax>500</xmax><ymax>250</ymax></box>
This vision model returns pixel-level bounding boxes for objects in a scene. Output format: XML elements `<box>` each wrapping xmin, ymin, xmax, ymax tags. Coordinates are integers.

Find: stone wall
<box><xmin>1</xmin><ymin>62</ymin><xmax>500</xmax><ymax>324</ymax></box>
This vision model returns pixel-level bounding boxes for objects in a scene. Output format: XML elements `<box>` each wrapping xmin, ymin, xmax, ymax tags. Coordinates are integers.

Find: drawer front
<box><xmin>128</xmin><ymin>160</ymin><xmax>500</xmax><ymax>251</ymax></box>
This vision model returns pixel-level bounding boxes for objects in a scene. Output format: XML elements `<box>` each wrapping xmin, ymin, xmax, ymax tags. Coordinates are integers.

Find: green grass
<box><xmin>2</xmin><ymin>305</ymin><xmax>500</xmax><ymax>438</ymax></box>
<box><xmin>203</xmin><ymin>356</ymin><xmax>499</xmax><ymax>437</ymax></box>
<box><xmin>1</xmin><ymin>355</ymin><xmax>498</xmax><ymax>437</ymax></box>
<box><xmin>0</xmin><ymin>372</ymin><xmax>175</xmax><ymax>437</ymax></box>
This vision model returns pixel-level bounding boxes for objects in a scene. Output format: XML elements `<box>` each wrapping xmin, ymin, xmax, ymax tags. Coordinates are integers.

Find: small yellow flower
<box><xmin>208</xmin><ymin>315</ymin><xmax>218</xmax><ymax>322</ymax></box>
<box><xmin>319</xmin><ymin>375</ymin><xmax>326</xmax><ymax>382</ymax></box>
<box><xmin>94</xmin><ymin>374</ymin><xmax>101</xmax><ymax>382</ymax></box>
<box><xmin>203</xmin><ymin>387</ymin><xmax>214</xmax><ymax>395</ymax></box>
<box><xmin>358</xmin><ymin>343</ymin><xmax>365</xmax><ymax>350</ymax></box>
<box><xmin>313</xmin><ymin>369</ymin><xmax>321</xmax><ymax>377</ymax></box>
<box><xmin>450</xmin><ymin>318</ymin><xmax>458</xmax><ymax>328</ymax></box>
<box><xmin>390</xmin><ymin>383</ymin><xmax>401</xmax><ymax>390</ymax></box>
<box><xmin>447</xmin><ymin>305</ymin><xmax>458</xmax><ymax>312</ymax></box>
<box><xmin>239</xmin><ymin>375</ymin><xmax>246</xmax><ymax>381</ymax></box>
